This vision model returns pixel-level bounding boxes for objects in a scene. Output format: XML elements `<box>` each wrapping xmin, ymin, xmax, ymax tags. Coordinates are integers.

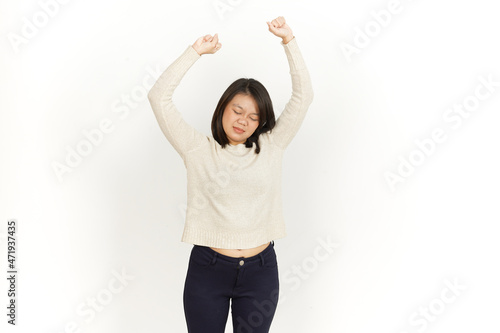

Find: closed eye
<box><xmin>233</xmin><ymin>109</ymin><xmax>258</xmax><ymax>121</ymax></box>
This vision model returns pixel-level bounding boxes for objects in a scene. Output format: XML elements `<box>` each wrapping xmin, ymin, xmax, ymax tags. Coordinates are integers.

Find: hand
<box><xmin>192</xmin><ymin>33</ymin><xmax>222</xmax><ymax>56</ymax></box>
<box><xmin>266</xmin><ymin>16</ymin><xmax>294</xmax><ymax>44</ymax></box>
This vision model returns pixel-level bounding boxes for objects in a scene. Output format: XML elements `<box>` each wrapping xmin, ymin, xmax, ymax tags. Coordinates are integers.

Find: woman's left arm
<box><xmin>266</xmin><ymin>16</ymin><xmax>314</xmax><ymax>149</ymax></box>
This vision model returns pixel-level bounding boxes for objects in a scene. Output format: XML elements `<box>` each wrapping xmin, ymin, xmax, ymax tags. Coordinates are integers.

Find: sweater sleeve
<box><xmin>147</xmin><ymin>45</ymin><xmax>208</xmax><ymax>160</ymax></box>
<box><xmin>269</xmin><ymin>37</ymin><xmax>314</xmax><ymax>150</ymax></box>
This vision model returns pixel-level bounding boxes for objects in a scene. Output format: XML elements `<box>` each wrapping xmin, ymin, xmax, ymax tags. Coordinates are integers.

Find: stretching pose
<box><xmin>148</xmin><ymin>16</ymin><xmax>313</xmax><ymax>333</ymax></box>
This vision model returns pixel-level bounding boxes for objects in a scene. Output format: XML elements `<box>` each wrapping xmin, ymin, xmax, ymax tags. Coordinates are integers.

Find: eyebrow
<box><xmin>232</xmin><ymin>103</ymin><xmax>259</xmax><ymax>115</ymax></box>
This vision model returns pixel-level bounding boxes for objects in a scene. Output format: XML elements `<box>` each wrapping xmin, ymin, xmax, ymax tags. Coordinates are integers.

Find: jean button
<box><xmin>239</xmin><ymin>260</ymin><xmax>244</xmax><ymax>266</ymax></box>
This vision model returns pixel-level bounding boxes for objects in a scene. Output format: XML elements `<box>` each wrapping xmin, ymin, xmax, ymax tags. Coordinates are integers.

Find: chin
<box><xmin>231</xmin><ymin>137</ymin><xmax>247</xmax><ymax>144</ymax></box>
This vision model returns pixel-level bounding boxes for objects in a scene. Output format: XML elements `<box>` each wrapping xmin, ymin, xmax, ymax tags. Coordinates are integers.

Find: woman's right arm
<box><xmin>147</xmin><ymin>34</ymin><xmax>222</xmax><ymax>160</ymax></box>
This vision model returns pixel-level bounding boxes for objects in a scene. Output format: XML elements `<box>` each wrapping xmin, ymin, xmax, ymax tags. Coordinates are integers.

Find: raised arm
<box><xmin>266</xmin><ymin>17</ymin><xmax>314</xmax><ymax>149</ymax></box>
<box><xmin>147</xmin><ymin>34</ymin><xmax>222</xmax><ymax>160</ymax></box>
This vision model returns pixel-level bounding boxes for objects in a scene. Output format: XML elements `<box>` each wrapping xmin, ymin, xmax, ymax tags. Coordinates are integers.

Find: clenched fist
<box><xmin>192</xmin><ymin>33</ymin><xmax>222</xmax><ymax>56</ymax></box>
<box><xmin>266</xmin><ymin>16</ymin><xmax>294</xmax><ymax>44</ymax></box>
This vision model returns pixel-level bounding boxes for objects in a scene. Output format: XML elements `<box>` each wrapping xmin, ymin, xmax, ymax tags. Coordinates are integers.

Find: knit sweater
<box><xmin>147</xmin><ymin>37</ymin><xmax>313</xmax><ymax>249</ymax></box>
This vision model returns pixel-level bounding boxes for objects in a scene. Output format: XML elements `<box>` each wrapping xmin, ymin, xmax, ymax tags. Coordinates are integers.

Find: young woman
<box><xmin>148</xmin><ymin>16</ymin><xmax>313</xmax><ymax>333</ymax></box>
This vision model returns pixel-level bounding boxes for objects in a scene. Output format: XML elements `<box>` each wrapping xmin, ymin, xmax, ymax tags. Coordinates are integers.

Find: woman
<box><xmin>148</xmin><ymin>16</ymin><xmax>313</xmax><ymax>333</ymax></box>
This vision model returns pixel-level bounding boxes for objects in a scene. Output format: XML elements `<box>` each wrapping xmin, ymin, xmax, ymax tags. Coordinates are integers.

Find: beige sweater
<box><xmin>147</xmin><ymin>37</ymin><xmax>313</xmax><ymax>249</ymax></box>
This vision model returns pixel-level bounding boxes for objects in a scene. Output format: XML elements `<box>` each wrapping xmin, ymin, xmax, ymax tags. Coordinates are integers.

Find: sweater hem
<box><xmin>181</xmin><ymin>224</ymin><xmax>287</xmax><ymax>249</ymax></box>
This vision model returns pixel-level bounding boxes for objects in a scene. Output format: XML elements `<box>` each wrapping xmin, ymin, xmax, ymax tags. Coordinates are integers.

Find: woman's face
<box><xmin>222</xmin><ymin>93</ymin><xmax>260</xmax><ymax>145</ymax></box>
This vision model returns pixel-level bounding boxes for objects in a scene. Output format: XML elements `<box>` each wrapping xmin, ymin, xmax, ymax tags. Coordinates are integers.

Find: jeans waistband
<box><xmin>194</xmin><ymin>240</ymin><xmax>275</xmax><ymax>266</ymax></box>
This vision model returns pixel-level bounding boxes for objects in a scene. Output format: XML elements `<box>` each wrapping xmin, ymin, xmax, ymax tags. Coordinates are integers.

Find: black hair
<box><xmin>211</xmin><ymin>78</ymin><xmax>276</xmax><ymax>154</ymax></box>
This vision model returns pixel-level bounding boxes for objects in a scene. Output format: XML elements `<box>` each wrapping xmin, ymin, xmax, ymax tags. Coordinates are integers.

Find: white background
<box><xmin>1</xmin><ymin>0</ymin><xmax>499</xmax><ymax>332</ymax></box>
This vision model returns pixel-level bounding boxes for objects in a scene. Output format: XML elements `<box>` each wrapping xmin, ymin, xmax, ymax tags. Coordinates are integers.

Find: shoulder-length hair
<box><xmin>211</xmin><ymin>78</ymin><xmax>276</xmax><ymax>154</ymax></box>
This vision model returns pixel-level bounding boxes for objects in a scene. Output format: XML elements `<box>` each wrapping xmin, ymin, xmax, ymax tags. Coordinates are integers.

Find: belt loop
<box><xmin>259</xmin><ymin>253</ymin><xmax>265</xmax><ymax>266</ymax></box>
<box><xmin>211</xmin><ymin>252</ymin><xmax>218</xmax><ymax>265</ymax></box>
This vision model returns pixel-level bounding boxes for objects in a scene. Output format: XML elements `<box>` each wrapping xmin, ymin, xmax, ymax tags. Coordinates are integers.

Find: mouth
<box><xmin>233</xmin><ymin>126</ymin><xmax>245</xmax><ymax>133</ymax></box>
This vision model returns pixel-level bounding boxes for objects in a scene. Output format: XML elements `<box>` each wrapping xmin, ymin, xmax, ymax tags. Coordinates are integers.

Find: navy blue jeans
<box><xmin>183</xmin><ymin>241</ymin><xmax>279</xmax><ymax>333</ymax></box>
